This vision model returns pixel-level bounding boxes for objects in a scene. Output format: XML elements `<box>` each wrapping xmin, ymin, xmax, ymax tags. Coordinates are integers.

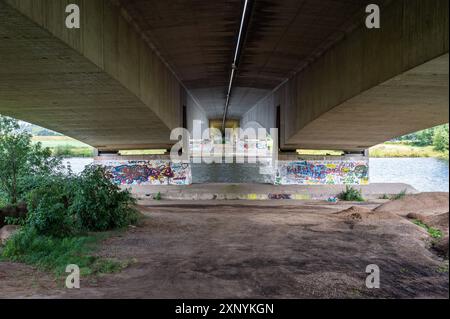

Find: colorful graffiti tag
<box><xmin>275</xmin><ymin>160</ymin><xmax>369</xmax><ymax>185</ymax></box>
<box><xmin>98</xmin><ymin>160</ymin><xmax>192</xmax><ymax>186</ymax></box>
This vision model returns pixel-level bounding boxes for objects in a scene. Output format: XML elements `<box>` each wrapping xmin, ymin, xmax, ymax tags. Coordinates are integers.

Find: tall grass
<box><xmin>52</xmin><ymin>145</ymin><xmax>94</xmax><ymax>158</ymax></box>
<box><xmin>1</xmin><ymin>229</ymin><xmax>125</xmax><ymax>276</ymax></box>
<box><xmin>31</xmin><ymin>136</ymin><xmax>94</xmax><ymax>157</ymax></box>
<box><xmin>369</xmin><ymin>143</ymin><xmax>448</xmax><ymax>159</ymax></box>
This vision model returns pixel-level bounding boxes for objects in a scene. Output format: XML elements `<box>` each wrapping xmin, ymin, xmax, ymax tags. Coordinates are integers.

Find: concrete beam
<box><xmin>241</xmin><ymin>0</ymin><xmax>449</xmax><ymax>151</ymax></box>
<box><xmin>0</xmin><ymin>0</ymin><xmax>187</xmax><ymax>150</ymax></box>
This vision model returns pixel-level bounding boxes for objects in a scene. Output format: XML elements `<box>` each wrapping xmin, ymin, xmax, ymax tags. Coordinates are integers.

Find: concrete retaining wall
<box><xmin>94</xmin><ymin>156</ymin><xmax>192</xmax><ymax>186</ymax></box>
<box><xmin>95</xmin><ymin>155</ymin><xmax>368</xmax><ymax>187</ymax></box>
<box><xmin>274</xmin><ymin>159</ymin><xmax>369</xmax><ymax>185</ymax></box>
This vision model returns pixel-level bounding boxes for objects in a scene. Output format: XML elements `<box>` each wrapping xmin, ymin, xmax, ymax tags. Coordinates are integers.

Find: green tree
<box><xmin>415</xmin><ymin>128</ymin><xmax>434</xmax><ymax>146</ymax></box>
<box><xmin>0</xmin><ymin>116</ymin><xmax>61</xmax><ymax>204</ymax></box>
<box><xmin>433</xmin><ymin>124</ymin><xmax>449</xmax><ymax>152</ymax></box>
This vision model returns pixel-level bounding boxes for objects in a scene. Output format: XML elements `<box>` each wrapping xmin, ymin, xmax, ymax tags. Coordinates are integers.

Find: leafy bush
<box><xmin>4</xmin><ymin>216</ymin><xmax>26</xmax><ymax>226</ymax></box>
<box><xmin>0</xmin><ymin>192</ymin><xmax>7</xmax><ymax>208</ymax></box>
<box><xmin>22</xmin><ymin>166</ymin><xmax>137</xmax><ymax>236</ymax></box>
<box><xmin>71</xmin><ymin>165</ymin><xmax>138</xmax><ymax>232</ymax></box>
<box><xmin>25</xmin><ymin>174</ymin><xmax>78</xmax><ymax>237</ymax></box>
<box><xmin>0</xmin><ymin>202</ymin><xmax>28</xmax><ymax>228</ymax></box>
<box><xmin>1</xmin><ymin>117</ymin><xmax>138</xmax><ymax>277</ymax></box>
<box><xmin>338</xmin><ymin>186</ymin><xmax>365</xmax><ymax>202</ymax></box>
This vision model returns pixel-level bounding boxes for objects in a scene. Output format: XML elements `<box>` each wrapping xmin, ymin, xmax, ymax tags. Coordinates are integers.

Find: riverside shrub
<box><xmin>26</xmin><ymin>174</ymin><xmax>77</xmax><ymax>237</ymax></box>
<box><xmin>24</xmin><ymin>166</ymin><xmax>137</xmax><ymax>237</ymax></box>
<box><xmin>71</xmin><ymin>165</ymin><xmax>138</xmax><ymax>232</ymax></box>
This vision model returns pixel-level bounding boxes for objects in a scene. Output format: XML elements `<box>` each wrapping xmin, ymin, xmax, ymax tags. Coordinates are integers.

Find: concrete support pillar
<box><xmin>275</xmin><ymin>153</ymin><xmax>369</xmax><ymax>185</ymax></box>
<box><xmin>93</xmin><ymin>154</ymin><xmax>192</xmax><ymax>186</ymax></box>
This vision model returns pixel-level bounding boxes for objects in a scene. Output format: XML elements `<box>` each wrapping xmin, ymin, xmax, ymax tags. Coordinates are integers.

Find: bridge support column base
<box><xmin>274</xmin><ymin>152</ymin><xmax>369</xmax><ymax>186</ymax></box>
<box><xmin>93</xmin><ymin>153</ymin><xmax>192</xmax><ymax>186</ymax></box>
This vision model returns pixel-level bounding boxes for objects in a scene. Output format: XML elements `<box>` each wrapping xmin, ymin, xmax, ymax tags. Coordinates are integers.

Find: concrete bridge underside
<box><xmin>0</xmin><ymin>0</ymin><xmax>448</xmax><ymax>152</ymax></box>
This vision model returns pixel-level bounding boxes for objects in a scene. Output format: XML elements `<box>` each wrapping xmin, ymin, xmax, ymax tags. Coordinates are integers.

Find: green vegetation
<box><xmin>379</xmin><ymin>189</ymin><xmax>406</xmax><ymax>200</ymax></box>
<box><xmin>32</xmin><ymin>136</ymin><xmax>94</xmax><ymax>158</ymax></box>
<box><xmin>1</xmin><ymin>230</ymin><xmax>126</xmax><ymax>276</ymax></box>
<box><xmin>369</xmin><ymin>143</ymin><xmax>448</xmax><ymax>159</ymax></box>
<box><xmin>4</xmin><ymin>216</ymin><xmax>26</xmax><ymax>226</ymax></box>
<box><xmin>154</xmin><ymin>192</ymin><xmax>162</xmax><ymax>201</ymax></box>
<box><xmin>0</xmin><ymin>193</ymin><xmax>7</xmax><ymax>208</ymax></box>
<box><xmin>397</xmin><ymin>124</ymin><xmax>449</xmax><ymax>148</ymax></box>
<box><xmin>32</xmin><ymin>137</ymin><xmax>167</xmax><ymax>158</ymax></box>
<box><xmin>379</xmin><ymin>189</ymin><xmax>407</xmax><ymax>200</ymax></box>
<box><xmin>413</xmin><ymin>220</ymin><xmax>443</xmax><ymax>239</ymax></box>
<box><xmin>21</xmin><ymin>166</ymin><xmax>138</xmax><ymax>237</ymax></box>
<box><xmin>1</xmin><ymin>116</ymin><xmax>138</xmax><ymax>276</ymax></box>
<box><xmin>338</xmin><ymin>186</ymin><xmax>364</xmax><ymax>202</ymax></box>
<box><xmin>391</xmin><ymin>189</ymin><xmax>407</xmax><ymax>200</ymax></box>
<box><xmin>437</xmin><ymin>262</ymin><xmax>449</xmax><ymax>274</ymax></box>
<box><xmin>0</xmin><ymin>117</ymin><xmax>61</xmax><ymax>205</ymax></box>
<box><xmin>370</xmin><ymin>124</ymin><xmax>449</xmax><ymax>159</ymax></box>
<box><xmin>52</xmin><ymin>145</ymin><xmax>94</xmax><ymax>157</ymax></box>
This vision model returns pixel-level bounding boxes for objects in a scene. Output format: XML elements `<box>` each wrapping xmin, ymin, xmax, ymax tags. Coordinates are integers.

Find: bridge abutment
<box><xmin>94</xmin><ymin>154</ymin><xmax>192</xmax><ymax>186</ymax></box>
<box><xmin>274</xmin><ymin>153</ymin><xmax>369</xmax><ymax>186</ymax></box>
<box><xmin>94</xmin><ymin>151</ymin><xmax>369</xmax><ymax>188</ymax></box>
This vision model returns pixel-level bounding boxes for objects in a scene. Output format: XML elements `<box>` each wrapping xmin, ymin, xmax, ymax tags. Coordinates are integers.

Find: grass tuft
<box><xmin>337</xmin><ymin>186</ymin><xmax>364</xmax><ymax>202</ymax></box>
<box><xmin>413</xmin><ymin>220</ymin><xmax>443</xmax><ymax>239</ymax></box>
<box><xmin>391</xmin><ymin>189</ymin><xmax>407</xmax><ymax>200</ymax></box>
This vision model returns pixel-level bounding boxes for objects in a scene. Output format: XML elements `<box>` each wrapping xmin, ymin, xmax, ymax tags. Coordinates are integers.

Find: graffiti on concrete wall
<box><xmin>98</xmin><ymin>160</ymin><xmax>192</xmax><ymax>186</ymax></box>
<box><xmin>170</xmin><ymin>163</ymin><xmax>192</xmax><ymax>185</ymax></box>
<box><xmin>275</xmin><ymin>160</ymin><xmax>369</xmax><ymax>185</ymax></box>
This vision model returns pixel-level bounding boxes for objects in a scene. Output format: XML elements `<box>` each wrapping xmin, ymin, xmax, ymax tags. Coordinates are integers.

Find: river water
<box><xmin>64</xmin><ymin>157</ymin><xmax>449</xmax><ymax>192</ymax></box>
<box><xmin>369</xmin><ymin>158</ymin><xmax>449</xmax><ymax>192</ymax></box>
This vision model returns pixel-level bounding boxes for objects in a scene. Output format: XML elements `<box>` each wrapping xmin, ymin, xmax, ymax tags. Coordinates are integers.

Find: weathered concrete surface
<box><xmin>0</xmin><ymin>0</ymin><xmax>448</xmax><ymax>151</ymax></box>
<box><xmin>127</xmin><ymin>182</ymin><xmax>417</xmax><ymax>202</ymax></box>
<box><xmin>0</xmin><ymin>201</ymin><xmax>447</xmax><ymax>298</ymax></box>
<box><xmin>287</xmin><ymin>54</ymin><xmax>449</xmax><ymax>150</ymax></box>
<box><xmin>0</xmin><ymin>0</ymin><xmax>188</xmax><ymax>150</ymax></box>
<box><xmin>243</xmin><ymin>0</ymin><xmax>449</xmax><ymax>151</ymax></box>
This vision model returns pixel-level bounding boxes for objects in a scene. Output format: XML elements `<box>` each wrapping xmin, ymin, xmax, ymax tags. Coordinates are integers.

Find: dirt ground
<box><xmin>0</xmin><ymin>196</ymin><xmax>448</xmax><ymax>299</ymax></box>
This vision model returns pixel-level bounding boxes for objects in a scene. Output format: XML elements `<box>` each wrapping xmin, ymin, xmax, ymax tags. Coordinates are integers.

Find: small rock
<box><xmin>406</xmin><ymin>212</ymin><xmax>425</xmax><ymax>221</ymax></box>
<box><xmin>0</xmin><ymin>225</ymin><xmax>21</xmax><ymax>245</ymax></box>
